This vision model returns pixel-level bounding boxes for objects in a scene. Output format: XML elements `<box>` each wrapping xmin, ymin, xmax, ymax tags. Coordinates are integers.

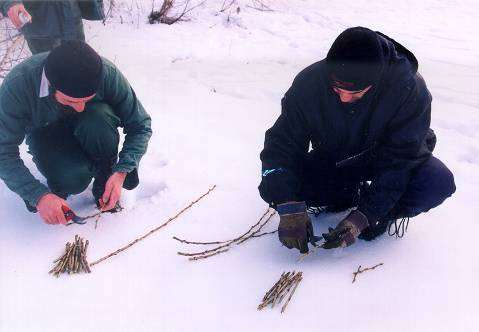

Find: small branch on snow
<box><xmin>175</xmin><ymin>208</ymin><xmax>277</xmax><ymax>261</ymax></box>
<box><xmin>89</xmin><ymin>185</ymin><xmax>217</xmax><ymax>267</ymax></box>
<box><xmin>352</xmin><ymin>263</ymin><xmax>384</xmax><ymax>283</ymax></box>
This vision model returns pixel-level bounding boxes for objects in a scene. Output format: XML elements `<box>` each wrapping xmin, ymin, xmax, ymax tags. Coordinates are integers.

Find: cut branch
<box><xmin>175</xmin><ymin>208</ymin><xmax>277</xmax><ymax>261</ymax></box>
<box><xmin>89</xmin><ymin>185</ymin><xmax>217</xmax><ymax>267</ymax></box>
<box><xmin>352</xmin><ymin>263</ymin><xmax>384</xmax><ymax>283</ymax></box>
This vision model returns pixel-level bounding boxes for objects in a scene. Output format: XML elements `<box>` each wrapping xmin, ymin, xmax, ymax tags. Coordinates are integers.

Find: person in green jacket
<box><xmin>0</xmin><ymin>0</ymin><xmax>104</xmax><ymax>54</ymax></box>
<box><xmin>0</xmin><ymin>41</ymin><xmax>152</xmax><ymax>225</ymax></box>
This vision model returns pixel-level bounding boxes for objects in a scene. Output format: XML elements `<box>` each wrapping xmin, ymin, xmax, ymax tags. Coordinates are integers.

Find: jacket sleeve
<box><xmin>0</xmin><ymin>80</ymin><xmax>50</xmax><ymax>206</ymax></box>
<box><xmin>359</xmin><ymin>75</ymin><xmax>433</xmax><ymax>221</ymax></box>
<box><xmin>259</xmin><ymin>90</ymin><xmax>310</xmax><ymax>206</ymax></box>
<box><xmin>0</xmin><ymin>1</ymin><xmax>21</xmax><ymax>16</ymax></box>
<box><xmin>102</xmin><ymin>65</ymin><xmax>152</xmax><ymax>174</ymax></box>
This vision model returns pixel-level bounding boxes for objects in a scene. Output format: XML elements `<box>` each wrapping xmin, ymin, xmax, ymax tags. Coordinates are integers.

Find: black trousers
<box><xmin>299</xmin><ymin>154</ymin><xmax>456</xmax><ymax>219</ymax></box>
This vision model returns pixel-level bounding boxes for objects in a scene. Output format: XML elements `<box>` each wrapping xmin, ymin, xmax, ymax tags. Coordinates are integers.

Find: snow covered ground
<box><xmin>1</xmin><ymin>0</ymin><xmax>478</xmax><ymax>331</ymax></box>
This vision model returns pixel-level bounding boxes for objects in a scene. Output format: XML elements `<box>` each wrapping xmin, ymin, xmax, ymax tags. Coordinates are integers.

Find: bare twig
<box><xmin>188</xmin><ymin>248</ymin><xmax>229</xmax><ymax>261</ymax></box>
<box><xmin>148</xmin><ymin>0</ymin><xmax>205</xmax><ymax>25</ymax></box>
<box><xmin>220</xmin><ymin>0</ymin><xmax>237</xmax><ymax>12</ymax></box>
<box><xmin>102</xmin><ymin>0</ymin><xmax>116</xmax><ymax>23</ymax></box>
<box><xmin>94</xmin><ymin>213</ymin><xmax>102</xmax><ymax>229</ymax></box>
<box><xmin>251</xmin><ymin>230</ymin><xmax>277</xmax><ymax>238</ymax></box>
<box><xmin>175</xmin><ymin>208</ymin><xmax>277</xmax><ymax>261</ymax></box>
<box><xmin>281</xmin><ymin>274</ymin><xmax>302</xmax><ymax>313</ymax></box>
<box><xmin>89</xmin><ymin>185</ymin><xmax>217</xmax><ymax>267</ymax></box>
<box><xmin>172</xmin><ymin>236</ymin><xmax>228</xmax><ymax>245</ymax></box>
<box><xmin>296</xmin><ymin>239</ymin><xmax>325</xmax><ymax>262</ymax></box>
<box><xmin>247</xmin><ymin>0</ymin><xmax>273</xmax><ymax>12</ymax></box>
<box><xmin>352</xmin><ymin>263</ymin><xmax>384</xmax><ymax>283</ymax></box>
<box><xmin>0</xmin><ymin>35</ymin><xmax>22</xmax><ymax>72</ymax></box>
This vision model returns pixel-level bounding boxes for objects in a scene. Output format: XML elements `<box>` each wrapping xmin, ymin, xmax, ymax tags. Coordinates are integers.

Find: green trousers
<box><xmin>26</xmin><ymin>102</ymin><xmax>121</xmax><ymax>199</ymax></box>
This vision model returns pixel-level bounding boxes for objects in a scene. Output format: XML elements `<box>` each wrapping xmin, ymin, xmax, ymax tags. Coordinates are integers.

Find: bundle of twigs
<box><xmin>258</xmin><ymin>271</ymin><xmax>303</xmax><ymax>313</ymax></box>
<box><xmin>174</xmin><ymin>207</ymin><xmax>277</xmax><ymax>261</ymax></box>
<box><xmin>49</xmin><ymin>235</ymin><xmax>91</xmax><ymax>277</ymax></box>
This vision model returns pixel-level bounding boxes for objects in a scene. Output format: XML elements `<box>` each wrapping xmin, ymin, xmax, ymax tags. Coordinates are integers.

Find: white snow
<box><xmin>1</xmin><ymin>1</ymin><xmax>478</xmax><ymax>331</ymax></box>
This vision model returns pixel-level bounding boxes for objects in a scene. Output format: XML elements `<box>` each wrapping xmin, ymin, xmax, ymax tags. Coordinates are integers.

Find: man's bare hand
<box><xmin>37</xmin><ymin>193</ymin><xmax>68</xmax><ymax>225</ymax></box>
<box><xmin>99</xmin><ymin>172</ymin><xmax>127</xmax><ymax>211</ymax></box>
<box><xmin>7</xmin><ymin>4</ymin><xmax>32</xmax><ymax>29</ymax></box>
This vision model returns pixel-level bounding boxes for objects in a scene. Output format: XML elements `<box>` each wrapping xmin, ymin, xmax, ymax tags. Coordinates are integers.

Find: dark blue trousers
<box><xmin>300</xmin><ymin>155</ymin><xmax>456</xmax><ymax>219</ymax></box>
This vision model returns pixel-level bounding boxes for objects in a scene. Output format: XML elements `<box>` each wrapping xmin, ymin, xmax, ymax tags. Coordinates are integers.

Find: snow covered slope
<box><xmin>1</xmin><ymin>1</ymin><xmax>478</xmax><ymax>331</ymax></box>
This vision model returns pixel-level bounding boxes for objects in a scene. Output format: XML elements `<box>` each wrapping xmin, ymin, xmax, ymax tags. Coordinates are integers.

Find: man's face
<box><xmin>54</xmin><ymin>90</ymin><xmax>96</xmax><ymax>112</ymax></box>
<box><xmin>332</xmin><ymin>85</ymin><xmax>372</xmax><ymax>103</ymax></box>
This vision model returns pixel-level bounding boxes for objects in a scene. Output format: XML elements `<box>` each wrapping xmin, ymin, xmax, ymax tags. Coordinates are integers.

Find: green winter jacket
<box><xmin>0</xmin><ymin>53</ymin><xmax>152</xmax><ymax>207</ymax></box>
<box><xmin>0</xmin><ymin>0</ymin><xmax>104</xmax><ymax>39</ymax></box>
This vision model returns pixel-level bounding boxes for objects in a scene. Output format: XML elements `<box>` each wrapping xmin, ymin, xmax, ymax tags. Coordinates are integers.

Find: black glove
<box><xmin>277</xmin><ymin>202</ymin><xmax>318</xmax><ymax>253</ymax></box>
<box><xmin>322</xmin><ymin>210</ymin><xmax>369</xmax><ymax>249</ymax></box>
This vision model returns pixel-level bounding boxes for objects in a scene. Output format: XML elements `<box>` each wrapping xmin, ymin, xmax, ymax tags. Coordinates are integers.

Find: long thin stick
<box><xmin>89</xmin><ymin>185</ymin><xmax>217</xmax><ymax>267</ymax></box>
<box><xmin>172</xmin><ymin>236</ymin><xmax>228</xmax><ymax>245</ymax></box>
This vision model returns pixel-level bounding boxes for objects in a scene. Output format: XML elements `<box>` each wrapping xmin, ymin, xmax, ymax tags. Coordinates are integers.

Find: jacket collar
<box><xmin>39</xmin><ymin>68</ymin><xmax>50</xmax><ymax>98</ymax></box>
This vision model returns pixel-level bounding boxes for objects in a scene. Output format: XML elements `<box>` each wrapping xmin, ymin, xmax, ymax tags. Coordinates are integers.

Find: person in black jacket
<box><xmin>259</xmin><ymin>27</ymin><xmax>456</xmax><ymax>253</ymax></box>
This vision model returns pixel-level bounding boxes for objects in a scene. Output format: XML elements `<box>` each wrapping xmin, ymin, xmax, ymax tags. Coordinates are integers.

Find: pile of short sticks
<box><xmin>49</xmin><ymin>235</ymin><xmax>91</xmax><ymax>277</ymax></box>
<box><xmin>258</xmin><ymin>271</ymin><xmax>303</xmax><ymax>313</ymax></box>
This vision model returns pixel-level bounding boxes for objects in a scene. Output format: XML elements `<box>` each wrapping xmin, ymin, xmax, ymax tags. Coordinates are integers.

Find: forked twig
<box><xmin>352</xmin><ymin>263</ymin><xmax>384</xmax><ymax>283</ymax></box>
<box><xmin>175</xmin><ymin>208</ymin><xmax>277</xmax><ymax>261</ymax></box>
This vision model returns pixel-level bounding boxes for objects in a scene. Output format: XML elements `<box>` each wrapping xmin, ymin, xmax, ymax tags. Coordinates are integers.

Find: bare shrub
<box><xmin>148</xmin><ymin>0</ymin><xmax>206</xmax><ymax>25</ymax></box>
<box><xmin>0</xmin><ymin>18</ymin><xmax>28</xmax><ymax>80</ymax></box>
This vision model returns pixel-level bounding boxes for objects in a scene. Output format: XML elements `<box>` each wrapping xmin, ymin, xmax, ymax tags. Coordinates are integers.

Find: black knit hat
<box><xmin>45</xmin><ymin>40</ymin><xmax>103</xmax><ymax>98</ymax></box>
<box><xmin>326</xmin><ymin>27</ymin><xmax>383</xmax><ymax>90</ymax></box>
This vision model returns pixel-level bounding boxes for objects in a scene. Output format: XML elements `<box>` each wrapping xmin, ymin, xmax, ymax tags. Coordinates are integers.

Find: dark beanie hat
<box><xmin>326</xmin><ymin>27</ymin><xmax>383</xmax><ymax>90</ymax></box>
<box><xmin>45</xmin><ymin>40</ymin><xmax>103</xmax><ymax>98</ymax></box>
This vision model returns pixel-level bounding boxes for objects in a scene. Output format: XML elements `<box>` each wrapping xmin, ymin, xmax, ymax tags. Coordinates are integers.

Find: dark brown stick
<box><xmin>89</xmin><ymin>185</ymin><xmax>217</xmax><ymax>267</ymax></box>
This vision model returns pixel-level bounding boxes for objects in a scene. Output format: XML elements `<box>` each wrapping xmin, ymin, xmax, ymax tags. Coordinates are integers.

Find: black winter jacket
<box><xmin>259</xmin><ymin>32</ymin><xmax>435</xmax><ymax>222</ymax></box>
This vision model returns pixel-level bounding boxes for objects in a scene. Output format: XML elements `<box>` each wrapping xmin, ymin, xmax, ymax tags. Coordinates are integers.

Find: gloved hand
<box><xmin>322</xmin><ymin>210</ymin><xmax>369</xmax><ymax>249</ymax></box>
<box><xmin>277</xmin><ymin>201</ymin><xmax>318</xmax><ymax>253</ymax></box>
